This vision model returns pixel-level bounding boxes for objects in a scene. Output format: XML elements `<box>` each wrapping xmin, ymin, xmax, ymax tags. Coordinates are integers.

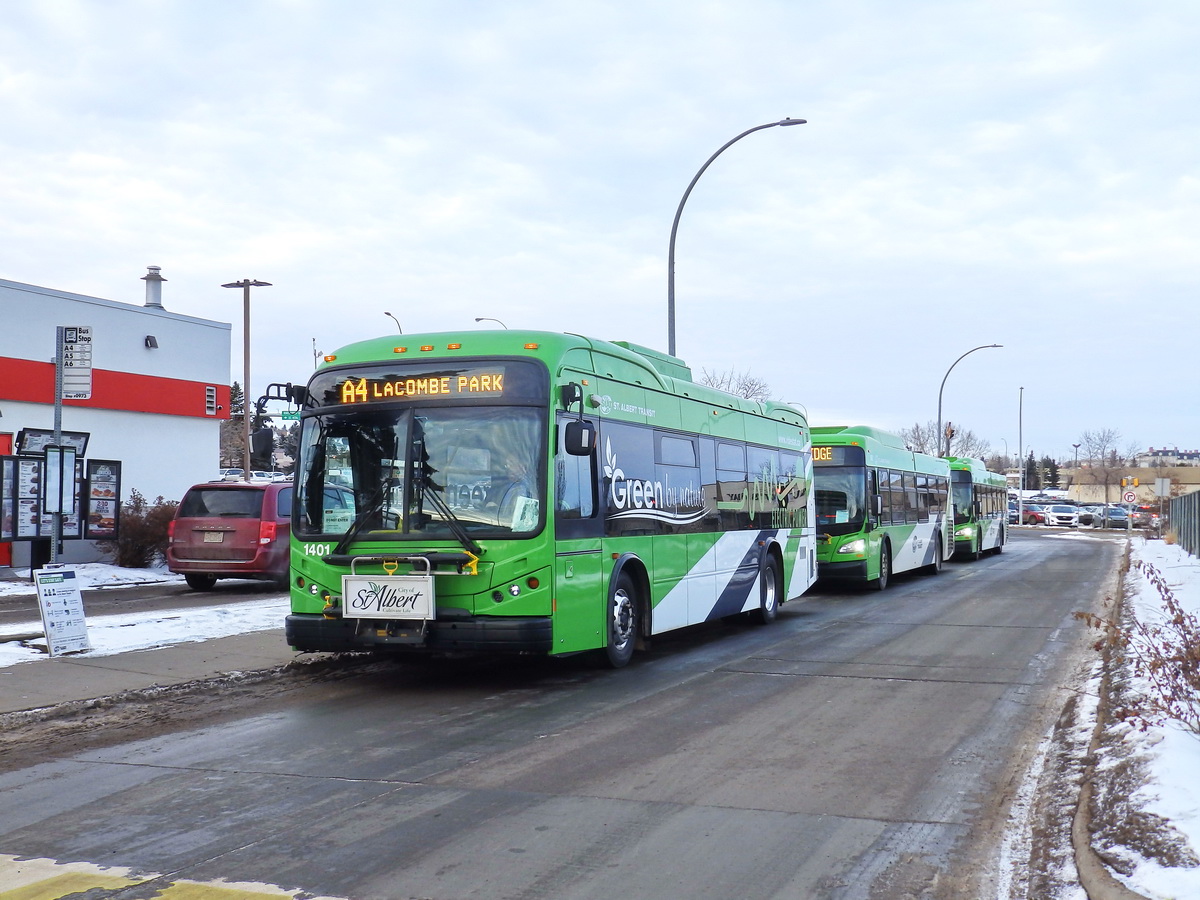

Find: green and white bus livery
<box><xmin>945</xmin><ymin>456</ymin><xmax>1007</xmax><ymax>558</ymax></box>
<box><xmin>283</xmin><ymin>331</ymin><xmax>817</xmax><ymax>667</ymax></box>
<box><xmin>812</xmin><ymin>426</ymin><xmax>952</xmax><ymax>590</ymax></box>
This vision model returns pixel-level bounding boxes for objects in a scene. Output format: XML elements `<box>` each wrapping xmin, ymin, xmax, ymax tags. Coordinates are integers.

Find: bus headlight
<box><xmin>955</xmin><ymin>525</ymin><xmax>975</xmax><ymax>539</ymax></box>
<box><xmin>836</xmin><ymin>538</ymin><xmax>867</xmax><ymax>555</ymax></box>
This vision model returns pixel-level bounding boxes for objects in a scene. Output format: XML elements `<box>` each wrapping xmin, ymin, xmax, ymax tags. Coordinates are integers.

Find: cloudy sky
<box><xmin>2</xmin><ymin>1</ymin><xmax>1197</xmax><ymax>463</ymax></box>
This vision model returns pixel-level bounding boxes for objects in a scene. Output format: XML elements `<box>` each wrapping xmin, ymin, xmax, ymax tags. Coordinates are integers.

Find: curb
<box><xmin>1072</xmin><ymin>539</ymin><xmax>1150</xmax><ymax>900</ymax></box>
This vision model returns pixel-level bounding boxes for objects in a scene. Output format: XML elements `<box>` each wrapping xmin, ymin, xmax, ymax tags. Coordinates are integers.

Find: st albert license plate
<box><xmin>341</xmin><ymin>573</ymin><xmax>434</xmax><ymax>620</ymax></box>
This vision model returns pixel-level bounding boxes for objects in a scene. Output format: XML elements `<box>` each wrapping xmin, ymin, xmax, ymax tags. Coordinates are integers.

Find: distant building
<box><xmin>1135</xmin><ymin>447</ymin><xmax>1200</xmax><ymax>467</ymax></box>
<box><xmin>1</xmin><ymin>269</ymin><xmax>231</xmax><ymax>566</ymax></box>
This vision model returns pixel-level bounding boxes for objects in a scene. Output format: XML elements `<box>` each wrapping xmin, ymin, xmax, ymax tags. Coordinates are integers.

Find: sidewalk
<box><xmin>0</xmin><ymin>627</ymin><xmax>301</xmax><ymax>716</ymax></box>
<box><xmin>0</xmin><ymin>568</ymin><xmax>302</xmax><ymax>716</ymax></box>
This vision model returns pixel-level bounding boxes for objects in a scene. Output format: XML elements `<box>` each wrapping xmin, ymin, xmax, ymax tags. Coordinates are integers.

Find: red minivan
<box><xmin>167</xmin><ymin>481</ymin><xmax>292</xmax><ymax>590</ymax></box>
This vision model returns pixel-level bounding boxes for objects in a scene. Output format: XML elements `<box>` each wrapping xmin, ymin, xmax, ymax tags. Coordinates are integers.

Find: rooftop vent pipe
<box><xmin>141</xmin><ymin>265</ymin><xmax>166</xmax><ymax>308</ymax></box>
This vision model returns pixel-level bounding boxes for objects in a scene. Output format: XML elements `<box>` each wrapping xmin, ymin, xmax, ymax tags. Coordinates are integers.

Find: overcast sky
<box><xmin>3</xmin><ymin>1</ymin><xmax>1197</xmax><ymax>463</ymax></box>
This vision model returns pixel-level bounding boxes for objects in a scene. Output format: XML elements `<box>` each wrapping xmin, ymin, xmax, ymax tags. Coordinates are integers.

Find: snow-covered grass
<box><xmin>1108</xmin><ymin>538</ymin><xmax>1200</xmax><ymax>899</ymax></box>
<box><xmin>0</xmin><ymin>563</ymin><xmax>287</xmax><ymax>668</ymax></box>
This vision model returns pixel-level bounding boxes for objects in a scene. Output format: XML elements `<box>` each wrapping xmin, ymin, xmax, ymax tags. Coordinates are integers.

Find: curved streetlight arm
<box><xmin>667</xmin><ymin>117</ymin><xmax>806</xmax><ymax>357</ymax></box>
<box><xmin>384</xmin><ymin>311</ymin><xmax>403</xmax><ymax>333</ymax></box>
<box><xmin>936</xmin><ymin>343</ymin><xmax>1002</xmax><ymax>457</ymax></box>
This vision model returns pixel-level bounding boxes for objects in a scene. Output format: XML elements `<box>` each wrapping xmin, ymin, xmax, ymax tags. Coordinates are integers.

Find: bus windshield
<box><xmin>951</xmin><ymin>474</ymin><xmax>972</xmax><ymax>524</ymax></box>
<box><xmin>294</xmin><ymin>405</ymin><xmax>545</xmax><ymax>541</ymax></box>
<box><xmin>815</xmin><ymin>465</ymin><xmax>866</xmax><ymax>534</ymax></box>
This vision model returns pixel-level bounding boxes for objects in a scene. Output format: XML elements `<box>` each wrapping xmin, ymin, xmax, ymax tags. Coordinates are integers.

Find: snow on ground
<box><xmin>1113</xmin><ymin>538</ymin><xmax>1200</xmax><ymax>899</ymax></box>
<box><xmin>0</xmin><ymin>562</ymin><xmax>183</xmax><ymax>597</ymax></box>
<box><xmin>0</xmin><ymin>563</ymin><xmax>288</xmax><ymax>668</ymax></box>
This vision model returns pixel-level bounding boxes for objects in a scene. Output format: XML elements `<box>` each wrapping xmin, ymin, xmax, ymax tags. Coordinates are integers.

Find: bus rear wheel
<box><xmin>749</xmin><ymin>555</ymin><xmax>781</xmax><ymax>625</ymax></box>
<box><xmin>870</xmin><ymin>542</ymin><xmax>891</xmax><ymax>592</ymax></box>
<box><xmin>603</xmin><ymin>571</ymin><xmax>639</xmax><ymax>668</ymax></box>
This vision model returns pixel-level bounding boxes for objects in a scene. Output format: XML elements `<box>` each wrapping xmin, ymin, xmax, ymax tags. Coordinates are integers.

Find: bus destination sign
<box><xmin>338</xmin><ymin>370</ymin><xmax>506</xmax><ymax>405</ymax></box>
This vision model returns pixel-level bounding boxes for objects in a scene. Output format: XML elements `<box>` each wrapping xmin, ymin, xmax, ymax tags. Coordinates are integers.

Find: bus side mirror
<box><xmin>564</xmin><ymin>420</ymin><xmax>596</xmax><ymax>456</ymax></box>
<box><xmin>872</xmin><ymin>494</ymin><xmax>883</xmax><ymax>517</ymax></box>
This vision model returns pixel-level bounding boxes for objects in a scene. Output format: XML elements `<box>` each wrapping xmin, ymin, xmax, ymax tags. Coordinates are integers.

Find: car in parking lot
<box><xmin>1021</xmin><ymin>504</ymin><xmax>1049</xmax><ymax>526</ymax></box>
<box><xmin>1098</xmin><ymin>506</ymin><xmax>1132</xmax><ymax>528</ymax></box>
<box><xmin>1044</xmin><ymin>504</ymin><xmax>1079</xmax><ymax>527</ymax></box>
<box><xmin>212</xmin><ymin>468</ymin><xmax>244</xmax><ymax>482</ymax></box>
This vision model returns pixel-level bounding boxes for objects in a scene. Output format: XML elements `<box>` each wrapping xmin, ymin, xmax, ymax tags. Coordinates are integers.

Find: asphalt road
<box><xmin>0</xmin><ymin>530</ymin><xmax>1120</xmax><ymax>900</ymax></box>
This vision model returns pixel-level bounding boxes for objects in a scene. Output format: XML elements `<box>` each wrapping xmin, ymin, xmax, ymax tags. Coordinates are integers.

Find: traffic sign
<box><xmin>1122</xmin><ymin>490</ymin><xmax>1136</xmax><ymax>503</ymax></box>
<box><xmin>280</xmin><ymin>411</ymin><xmax>300</xmax><ymax>420</ymax></box>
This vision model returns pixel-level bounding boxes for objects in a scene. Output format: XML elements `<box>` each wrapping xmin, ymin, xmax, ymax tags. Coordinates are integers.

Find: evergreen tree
<box><xmin>1024</xmin><ymin>452</ymin><xmax>1041</xmax><ymax>491</ymax></box>
<box><xmin>1041</xmin><ymin>456</ymin><xmax>1061</xmax><ymax>489</ymax></box>
<box><xmin>229</xmin><ymin>381</ymin><xmax>244</xmax><ymax>417</ymax></box>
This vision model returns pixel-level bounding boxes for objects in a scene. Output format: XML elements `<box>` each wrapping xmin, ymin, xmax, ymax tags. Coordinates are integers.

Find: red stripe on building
<box><xmin>0</xmin><ymin>357</ymin><xmax>230</xmax><ymax>419</ymax></box>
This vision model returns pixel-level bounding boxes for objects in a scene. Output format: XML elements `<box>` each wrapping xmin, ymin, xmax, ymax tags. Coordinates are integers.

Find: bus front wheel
<box><xmin>749</xmin><ymin>555</ymin><xmax>781</xmax><ymax>625</ymax></box>
<box><xmin>604</xmin><ymin>571</ymin><xmax>639</xmax><ymax>668</ymax></box>
<box><xmin>870</xmin><ymin>543</ymin><xmax>891</xmax><ymax>592</ymax></box>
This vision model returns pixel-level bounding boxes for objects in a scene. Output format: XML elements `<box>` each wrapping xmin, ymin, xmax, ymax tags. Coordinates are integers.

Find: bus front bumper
<box><xmin>816</xmin><ymin>559</ymin><xmax>870</xmax><ymax>583</ymax></box>
<box><xmin>285</xmin><ymin>613</ymin><xmax>554</xmax><ymax>655</ymax></box>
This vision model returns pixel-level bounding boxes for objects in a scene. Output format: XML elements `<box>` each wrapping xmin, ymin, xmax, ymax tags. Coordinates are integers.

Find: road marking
<box><xmin>0</xmin><ymin>854</ymin><xmax>347</xmax><ymax>900</ymax></box>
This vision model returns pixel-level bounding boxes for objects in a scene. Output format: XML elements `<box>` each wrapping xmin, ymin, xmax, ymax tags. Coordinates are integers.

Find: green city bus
<box><xmin>283</xmin><ymin>330</ymin><xmax>817</xmax><ymax>667</ymax></box>
<box><xmin>944</xmin><ymin>456</ymin><xmax>1007</xmax><ymax>558</ymax></box>
<box><xmin>812</xmin><ymin>426</ymin><xmax>952</xmax><ymax>590</ymax></box>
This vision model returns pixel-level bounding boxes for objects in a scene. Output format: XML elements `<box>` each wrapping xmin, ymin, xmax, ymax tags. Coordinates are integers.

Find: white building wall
<box><xmin>1</xmin><ymin>275</ymin><xmax>232</xmax><ymax>567</ymax></box>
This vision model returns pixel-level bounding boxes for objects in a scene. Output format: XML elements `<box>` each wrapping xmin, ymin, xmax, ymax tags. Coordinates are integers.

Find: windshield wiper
<box><xmin>416</xmin><ymin>472</ymin><xmax>482</xmax><ymax>557</ymax></box>
<box><xmin>330</xmin><ymin>482</ymin><xmax>390</xmax><ymax>557</ymax></box>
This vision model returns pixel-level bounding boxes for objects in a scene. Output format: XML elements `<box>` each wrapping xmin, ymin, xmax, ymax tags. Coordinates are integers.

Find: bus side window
<box><xmin>555</xmin><ymin>416</ymin><xmax>596</xmax><ymax>520</ymax></box>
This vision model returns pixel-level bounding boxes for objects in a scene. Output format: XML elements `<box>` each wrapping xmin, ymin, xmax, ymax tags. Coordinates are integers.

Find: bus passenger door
<box><xmin>552</xmin><ymin>415</ymin><xmax>605</xmax><ymax>653</ymax></box>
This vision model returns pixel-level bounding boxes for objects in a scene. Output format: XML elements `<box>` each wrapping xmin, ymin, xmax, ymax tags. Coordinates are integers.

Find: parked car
<box><xmin>270</xmin><ymin>471</ymin><xmax>292</xmax><ymax>483</ymax></box>
<box><xmin>1044</xmin><ymin>505</ymin><xmax>1080</xmax><ymax>528</ymax></box>
<box><xmin>1022</xmin><ymin>504</ymin><xmax>1049</xmax><ymax>526</ymax></box>
<box><xmin>167</xmin><ymin>481</ymin><xmax>293</xmax><ymax>590</ymax></box>
<box><xmin>213</xmin><ymin>468</ymin><xmax>244</xmax><ymax>482</ymax></box>
<box><xmin>1078</xmin><ymin>506</ymin><xmax>1104</xmax><ymax>526</ymax></box>
<box><xmin>1008</xmin><ymin>502</ymin><xmax>1019</xmax><ymax>525</ymax></box>
<box><xmin>1099</xmin><ymin>506</ymin><xmax>1132</xmax><ymax>528</ymax></box>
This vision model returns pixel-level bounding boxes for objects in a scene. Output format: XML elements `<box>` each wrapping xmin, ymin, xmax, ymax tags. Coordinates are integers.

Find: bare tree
<box><xmin>1079</xmin><ymin>428</ymin><xmax>1121</xmax><ymax>466</ymax></box>
<box><xmin>899</xmin><ymin>420</ymin><xmax>991</xmax><ymax>459</ymax></box>
<box><xmin>699</xmin><ymin>368</ymin><xmax>771</xmax><ymax>402</ymax></box>
<box><xmin>1076</xmin><ymin>428</ymin><xmax>1140</xmax><ymax>504</ymax></box>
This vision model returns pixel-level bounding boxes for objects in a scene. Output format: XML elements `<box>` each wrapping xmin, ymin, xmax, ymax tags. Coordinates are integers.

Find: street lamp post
<box><xmin>384</xmin><ymin>311</ymin><xmax>403</xmax><ymax>333</ymax></box>
<box><xmin>667</xmin><ymin>117</ymin><xmax>806</xmax><ymax>358</ymax></box>
<box><xmin>1073</xmin><ymin>443</ymin><xmax>1081</xmax><ymax>468</ymax></box>
<box><xmin>222</xmin><ymin>279</ymin><xmax>272</xmax><ymax>482</ymax></box>
<box><xmin>935</xmin><ymin>344</ymin><xmax>1003</xmax><ymax>456</ymax></box>
<box><xmin>474</xmin><ymin>317</ymin><xmax>508</xmax><ymax>329</ymax></box>
<box><xmin>1018</xmin><ymin>386</ymin><xmax>1025</xmax><ymax>523</ymax></box>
